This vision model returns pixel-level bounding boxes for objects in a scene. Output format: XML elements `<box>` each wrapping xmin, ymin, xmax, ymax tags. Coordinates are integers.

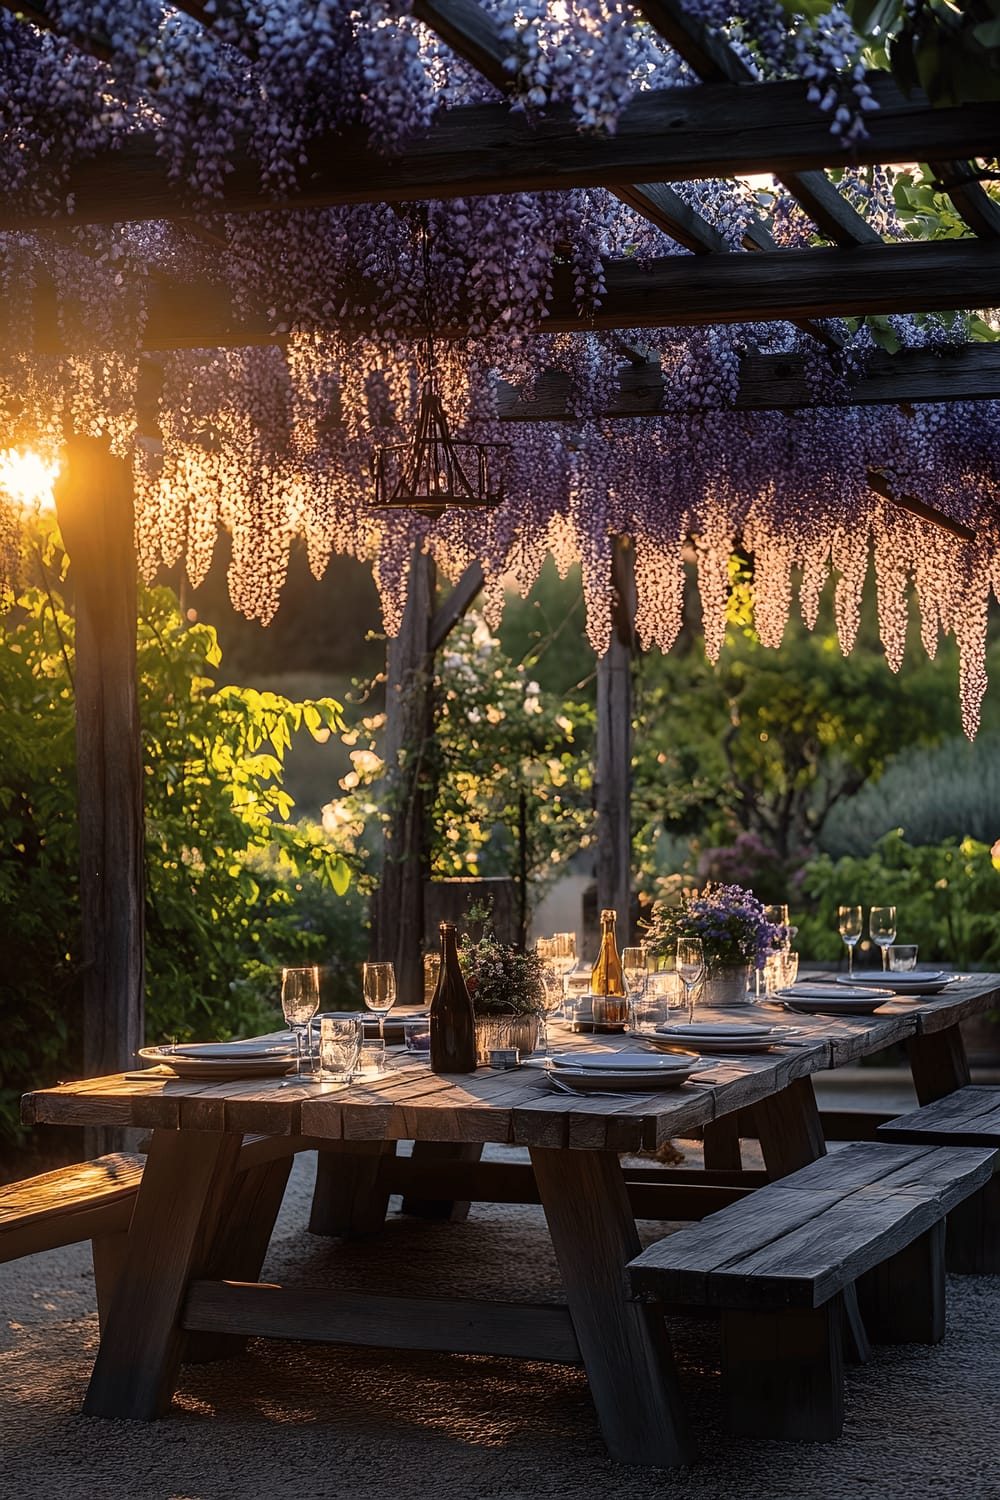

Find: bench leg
<box><xmin>91</xmin><ymin>1232</ymin><xmax>129</xmax><ymax>1333</ymax></box>
<box><xmin>309</xmin><ymin>1143</ymin><xmax>395</xmax><ymax>1238</ymax></box>
<box><xmin>945</xmin><ymin>1173</ymin><xmax>1000</xmax><ymax>1275</ymax></box>
<box><xmin>856</xmin><ymin>1221</ymin><xmax>946</xmax><ymax>1344</ymax></box>
<box><xmin>721</xmin><ymin>1296</ymin><xmax>845</xmax><ymax>1442</ymax></box>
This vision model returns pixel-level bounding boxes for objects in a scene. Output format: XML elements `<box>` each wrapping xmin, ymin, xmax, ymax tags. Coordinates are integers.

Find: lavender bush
<box><xmin>643</xmin><ymin>882</ymin><xmax>785</xmax><ymax>971</ymax></box>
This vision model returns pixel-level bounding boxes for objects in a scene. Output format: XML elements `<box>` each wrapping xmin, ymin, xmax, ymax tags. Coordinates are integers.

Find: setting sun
<box><xmin>0</xmin><ymin>448</ymin><xmax>59</xmax><ymax>510</ymax></box>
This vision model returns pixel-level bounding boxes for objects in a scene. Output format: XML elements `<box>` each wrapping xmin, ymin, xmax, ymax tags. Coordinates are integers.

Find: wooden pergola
<box><xmin>2</xmin><ymin>0</ymin><xmax>998</xmax><ymax>1061</ymax></box>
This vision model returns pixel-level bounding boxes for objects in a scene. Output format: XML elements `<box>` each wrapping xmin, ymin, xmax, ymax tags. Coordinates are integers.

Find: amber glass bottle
<box><xmin>591</xmin><ymin>909</ymin><xmax>626</xmax><ymax>995</ymax></box>
<box><xmin>429</xmin><ymin>922</ymin><xmax>477</xmax><ymax>1073</ymax></box>
<box><xmin>590</xmin><ymin>908</ymin><xmax>628</xmax><ymax>1029</ymax></box>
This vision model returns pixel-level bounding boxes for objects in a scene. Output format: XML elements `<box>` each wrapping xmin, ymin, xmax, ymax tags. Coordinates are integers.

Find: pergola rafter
<box><xmin>0</xmin><ymin>75</ymin><xmax>995</xmax><ymax>231</ymax></box>
<box><xmin>493</xmin><ymin>342</ymin><xmax>1000</xmax><ymax>419</ymax></box>
<box><xmin>58</xmin><ymin>237</ymin><xmax>996</xmax><ymax>348</ymax></box>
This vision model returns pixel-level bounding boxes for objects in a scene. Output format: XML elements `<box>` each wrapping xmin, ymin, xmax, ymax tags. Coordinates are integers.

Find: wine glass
<box><xmin>535</xmin><ymin>961</ymin><xmax>565</xmax><ymax>1057</ymax></box>
<box><xmin>621</xmin><ymin>946</ymin><xmax>649</xmax><ymax>1028</ymax></box>
<box><xmin>362</xmin><ymin>961</ymin><xmax>396</xmax><ymax>1042</ymax></box>
<box><xmin>281</xmin><ymin>966</ymin><xmax>320</xmax><ymax>1079</ymax></box>
<box><xmin>676</xmin><ymin>938</ymin><xmax>705</xmax><ymax>1024</ymax></box>
<box><xmin>551</xmin><ymin>932</ymin><xmax>577</xmax><ymax>1017</ymax></box>
<box><xmin>838</xmin><ymin>905</ymin><xmax>863</xmax><ymax>977</ymax></box>
<box><xmin>870</xmin><ymin>906</ymin><xmax>897</xmax><ymax>971</ymax></box>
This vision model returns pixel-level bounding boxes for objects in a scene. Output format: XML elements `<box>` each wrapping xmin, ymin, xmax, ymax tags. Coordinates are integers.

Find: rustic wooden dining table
<box><xmin>20</xmin><ymin>972</ymin><xmax>1000</xmax><ymax>1469</ymax></box>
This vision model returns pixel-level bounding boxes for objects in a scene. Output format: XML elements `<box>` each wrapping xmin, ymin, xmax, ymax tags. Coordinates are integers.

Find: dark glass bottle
<box><xmin>429</xmin><ymin>921</ymin><xmax>477</xmax><ymax>1074</ymax></box>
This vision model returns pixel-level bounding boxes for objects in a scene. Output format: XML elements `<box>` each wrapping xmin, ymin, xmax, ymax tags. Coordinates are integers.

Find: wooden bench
<box><xmin>880</xmin><ymin>1086</ymin><xmax>1000</xmax><ymax>1272</ymax></box>
<box><xmin>628</xmin><ymin>1141</ymin><xmax>996</xmax><ymax>1442</ymax></box>
<box><xmin>0</xmin><ymin>1153</ymin><xmax>145</xmax><ymax>1328</ymax></box>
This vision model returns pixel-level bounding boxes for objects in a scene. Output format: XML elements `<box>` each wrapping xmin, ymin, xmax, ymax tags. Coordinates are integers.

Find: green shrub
<box><xmin>820</xmin><ymin>734</ymin><xmax>1000</xmax><ymax>857</ymax></box>
<box><xmin>0</xmin><ymin>520</ymin><xmax>356</xmax><ymax>1142</ymax></box>
<box><xmin>795</xmin><ymin>830</ymin><xmax>1000</xmax><ymax>970</ymax></box>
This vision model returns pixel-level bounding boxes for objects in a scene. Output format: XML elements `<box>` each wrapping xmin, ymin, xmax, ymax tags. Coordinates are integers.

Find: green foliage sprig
<box><xmin>0</xmin><ymin>518</ymin><xmax>359</xmax><ymax>1144</ymax></box>
<box><xmin>458</xmin><ymin>931</ymin><xmax>545</xmax><ymax>1016</ymax></box>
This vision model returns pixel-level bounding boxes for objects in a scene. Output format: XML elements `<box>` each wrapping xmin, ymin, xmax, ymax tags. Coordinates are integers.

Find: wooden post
<box><xmin>54</xmin><ymin>437</ymin><xmax>144</xmax><ymax>1137</ymax></box>
<box><xmin>596</xmin><ymin>535</ymin><xmax>636</xmax><ymax>940</ymax></box>
<box><xmin>371</xmin><ymin>547</ymin><xmax>436</xmax><ymax>1007</ymax></box>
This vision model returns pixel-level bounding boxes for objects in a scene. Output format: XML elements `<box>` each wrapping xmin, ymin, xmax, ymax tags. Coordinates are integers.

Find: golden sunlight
<box><xmin>0</xmin><ymin>448</ymin><xmax>60</xmax><ymax>511</ymax></box>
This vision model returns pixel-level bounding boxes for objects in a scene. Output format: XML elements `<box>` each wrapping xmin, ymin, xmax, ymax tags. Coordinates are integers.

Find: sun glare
<box><xmin>0</xmin><ymin>449</ymin><xmax>60</xmax><ymax>511</ymax></box>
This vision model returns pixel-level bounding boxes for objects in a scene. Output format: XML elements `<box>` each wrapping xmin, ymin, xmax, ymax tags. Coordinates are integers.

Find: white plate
<box><xmin>783</xmin><ymin>984</ymin><xmax>892</xmax><ymax>1002</ymax></box>
<box><xmin>644</xmin><ymin>1029</ymin><xmax>801</xmax><ymax>1056</ymax></box>
<box><xmin>548</xmin><ymin>1050</ymin><xmax>698</xmax><ymax>1073</ymax></box>
<box><xmin>545</xmin><ymin>1059</ymin><xmax>714</xmax><ymax>1092</ymax></box>
<box><xmin>137</xmin><ymin>1046</ymin><xmax>296</xmax><ymax>1080</ymax></box>
<box><xmin>839</xmin><ymin>972</ymin><xmax>950</xmax><ymax>995</ymax></box>
<box><xmin>779</xmin><ymin>995</ymin><xmax>891</xmax><ymax>1017</ymax></box>
<box><xmin>167</xmin><ymin>1039</ymin><xmax>297</xmax><ymax>1060</ymax></box>
<box><xmin>655</xmin><ymin>1021</ymin><xmax>774</xmax><ymax>1038</ymax></box>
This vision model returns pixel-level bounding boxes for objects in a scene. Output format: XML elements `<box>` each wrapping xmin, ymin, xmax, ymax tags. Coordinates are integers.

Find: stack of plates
<box><xmin>646</xmin><ymin>1020</ymin><xmax>801</xmax><ymax>1055</ymax></box>
<box><xmin>835</xmin><ymin>971</ymin><xmax>952</xmax><ymax>997</ymax></box>
<box><xmin>545</xmin><ymin>1050</ymin><xmax>710</xmax><ymax>1092</ymax></box>
<box><xmin>137</xmin><ymin>1039</ymin><xmax>297</xmax><ymax>1079</ymax></box>
<box><xmin>775</xmin><ymin>983</ymin><xmax>893</xmax><ymax>1016</ymax></box>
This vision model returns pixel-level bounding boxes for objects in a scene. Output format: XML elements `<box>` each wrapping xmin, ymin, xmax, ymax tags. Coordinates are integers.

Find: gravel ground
<box><xmin>2</xmin><ymin>1149</ymin><xmax>1000</xmax><ymax>1500</ymax></box>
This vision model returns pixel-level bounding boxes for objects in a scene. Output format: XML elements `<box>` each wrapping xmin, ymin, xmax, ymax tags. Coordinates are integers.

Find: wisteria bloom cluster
<box><xmin>0</xmin><ymin>2</ymin><xmax>997</xmax><ymax>737</ymax></box>
<box><xmin>643</xmin><ymin>883</ymin><xmax>786</xmax><ymax>971</ymax></box>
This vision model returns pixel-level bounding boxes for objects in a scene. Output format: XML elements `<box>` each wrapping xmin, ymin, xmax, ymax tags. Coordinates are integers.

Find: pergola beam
<box><xmin>0</xmin><ymin>75</ymin><xmax>995</xmax><ymax>231</ymax></box>
<box><xmin>118</xmin><ymin>238</ymin><xmax>1000</xmax><ymax>347</ymax></box>
<box><xmin>494</xmin><ymin>343</ymin><xmax>1000</xmax><ymax>419</ymax></box>
<box><xmin>635</xmin><ymin>0</ymin><xmax>882</xmax><ymax>249</ymax></box>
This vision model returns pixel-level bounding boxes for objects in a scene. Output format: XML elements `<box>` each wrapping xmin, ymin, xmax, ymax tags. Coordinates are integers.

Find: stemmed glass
<box><xmin>870</xmin><ymin>906</ymin><xmax>897</xmax><ymax>971</ymax></box>
<box><xmin>281</xmin><ymin>966</ymin><xmax>320</xmax><ymax>1080</ymax></box>
<box><xmin>838</xmin><ymin>905</ymin><xmax>863</xmax><ymax>977</ymax></box>
<box><xmin>535</xmin><ymin>962</ymin><xmax>565</xmax><ymax>1056</ymax></box>
<box><xmin>362</xmin><ymin>961</ymin><xmax>396</xmax><ymax>1042</ymax></box>
<box><xmin>551</xmin><ymin>932</ymin><xmax>577</xmax><ymax>1018</ymax></box>
<box><xmin>621</xmin><ymin>946</ymin><xmax>649</xmax><ymax>1029</ymax></box>
<box><xmin>676</xmin><ymin>938</ymin><xmax>705</xmax><ymax>1024</ymax></box>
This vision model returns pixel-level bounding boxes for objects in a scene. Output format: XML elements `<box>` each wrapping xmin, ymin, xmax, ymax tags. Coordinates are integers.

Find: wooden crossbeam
<box><xmin>928</xmin><ymin>159</ymin><xmax>1000</xmax><ymax>240</ymax></box>
<box><xmin>867</xmin><ymin>469</ymin><xmax>976</xmax><ymax>541</ymax></box>
<box><xmin>636</xmin><ymin>0</ymin><xmax>881</xmax><ymax>249</ymax></box>
<box><xmin>409</xmin><ymin>0</ymin><xmax>848</xmax><ymax>356</ymax></box>
<box><xmin>493</xmin><ymin>343</ymin><xmax>1000</xmax><ymax>418</ymax></box>
<box><xmin>0</xmin><ymin>76</ymin><xmax>995</xmax><ymax>230</ymax></box>
<box><xmin>115</xmin><ymin>238</ymin><xmax>1000</xmax><ymax>348</ymax></box>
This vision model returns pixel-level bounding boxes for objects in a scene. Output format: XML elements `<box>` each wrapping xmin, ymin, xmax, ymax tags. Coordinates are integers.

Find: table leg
<box><xmin>908</xmin><ymin>1026</ymin><xmax>971</xmax><ymax>1104</ymax></box>
<box><xmin>703</xmin><ymin>1115</ymin><xmax>742</xmax><ymax>1171</ymax></box>
<box><xmin>529</xmin><ymin>1146</ymin><xmax>695</xmax><ymax>1468</ymax></box>
<box><xmin>186</xmin><ymin>1154</ymin><xmax>294</xmax><ymax>1363</ymax></box>
<box><xmin>309</xmin><ymin>1143</ymin><xmax>395</xmax><ymax>1237</ymax></box>
<box><xmin>399</xmin><ymin>1141</ymin><xmax>485</xmax><ymax>1221</ymax></box>
<box><xmin>83</xmin><ymin>1129</ymin><xmax>244</xmax><ymax>1420</ymax></box>
<box><xmin>752</xmin><ymin>1076</ymin><xmax>826</xmax><ymax>1180</ymax></box>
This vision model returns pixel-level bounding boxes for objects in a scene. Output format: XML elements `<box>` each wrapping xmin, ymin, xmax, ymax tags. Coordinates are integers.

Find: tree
<box><xmin>0</xmin><ymin>517</ymin><xmax>354</xmax><ymax>1142</ymax></box>
<box><xmin>631</xmin><ymin>556</ymin><xmax>985</xmax><ymax>896</ymax></box>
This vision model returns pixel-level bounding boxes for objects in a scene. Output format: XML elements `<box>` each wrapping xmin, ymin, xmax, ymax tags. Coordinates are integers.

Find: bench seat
<box><xmin>880</xmin><ymin>1086</ymin><xmax>1000</xmax><ymax>1272</ymax></box>
<box><xmin>0</xmin><ymin>1153</ymin><xmax>145</xmax><ymax>1326</ymax></box>
<box><xmin>628</xmin><ymin>1141</ymin><xmax>996</xmax><ymax>1441</ymax></box>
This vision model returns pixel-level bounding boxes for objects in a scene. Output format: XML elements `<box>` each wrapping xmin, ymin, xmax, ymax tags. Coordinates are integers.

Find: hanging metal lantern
<box><xmin>373</xmin><ymin>379</ymin><xmax>507</xmax><ymax>518</ymax></box>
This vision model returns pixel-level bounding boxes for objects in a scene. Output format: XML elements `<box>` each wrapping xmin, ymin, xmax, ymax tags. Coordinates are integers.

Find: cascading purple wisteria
<box><xmin>0</xmin><ymin>2</ymin><xmax>998</xmax><ymax>729</ymax></box>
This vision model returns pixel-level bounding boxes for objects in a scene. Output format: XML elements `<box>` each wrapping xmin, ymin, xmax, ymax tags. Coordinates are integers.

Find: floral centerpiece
<box><xmin>459</xmin><ymin>932</ymin><xmax>546</xmax><ymax>1061</ymax></box>
<box><xmin>643</xmin><ymin>883</ymin><xmax>787</xmax><ymax>1006</ymax></box>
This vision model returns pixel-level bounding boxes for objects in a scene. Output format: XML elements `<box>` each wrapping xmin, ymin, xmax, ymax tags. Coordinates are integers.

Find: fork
<box><xmin>545</xmin><ymin>1074</ymin><xmax>632</xmax><ymax>1099</ymax></box>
